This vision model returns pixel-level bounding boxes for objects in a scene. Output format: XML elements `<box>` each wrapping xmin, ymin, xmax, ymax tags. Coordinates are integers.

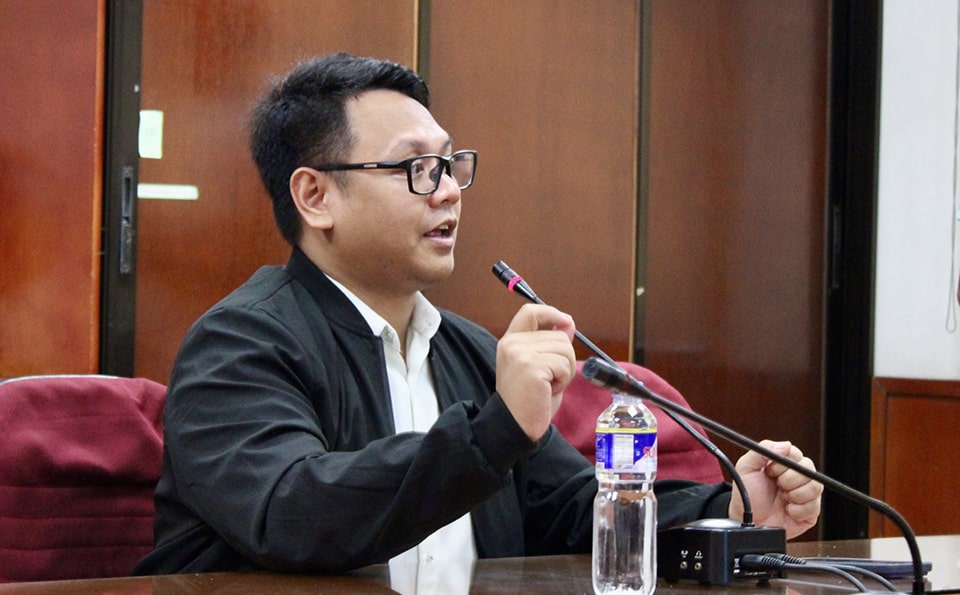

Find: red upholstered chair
<box><xmin>0</xmin><ymin>374</ymin><xmax>165</xmax><ymax>582</ymax></box>
<box><xmin>553</xmin><ymin>361</ymin><xmax>725</xmax><ymax>484</ymax></box>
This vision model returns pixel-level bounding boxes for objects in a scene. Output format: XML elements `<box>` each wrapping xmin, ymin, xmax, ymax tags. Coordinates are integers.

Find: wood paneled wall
<box><xmin>5</xmin><ymin>0</ymin><xmax>952</xmax><ymax>544</ymax></box>
<box><xmin>870</xmin><ymin>377</ymin><xmax>960</xmax><ymax>537</ymax></box>
<box><xmin>0</xmin><ymin>0</ymin><xmax>104</xmax><ymax>378</ymax></box>
<box><xmin>0</xmin><ymin>3</ymin><xmax>829</xmax><ymax>500</ymax></box>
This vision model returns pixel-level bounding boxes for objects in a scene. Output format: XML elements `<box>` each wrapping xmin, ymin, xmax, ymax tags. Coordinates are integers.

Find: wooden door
<box><xmin>135</xmin><ymin>0</ymin><xmax>417</xmax><ymax>382</ymax></box>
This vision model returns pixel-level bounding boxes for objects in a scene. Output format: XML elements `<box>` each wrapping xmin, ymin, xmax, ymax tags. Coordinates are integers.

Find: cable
<box><xmin>740</xmin><ymin>554</ymin><xmax>870</xmax><ymax>592</ymax></box>
<box><xmin>829</xmin><ymin>564</ymin><xmax>900</xmax><ymax>592</ymax></box>
<box><xmin>769</xmin><ymin>554</ymin><xmax>901</xmax><ymax>592</ymax></box>
<box><xmin>742</xmin><ymin>553</ymin><xmax>904</xmax><ymax>592</ymax></box>
<box><xmin>948</xmin><ymin>0</ymin><xmax>960</xmax><ymax>333</ymax></box>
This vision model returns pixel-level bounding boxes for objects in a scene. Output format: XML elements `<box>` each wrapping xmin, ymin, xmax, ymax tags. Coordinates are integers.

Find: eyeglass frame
<box><xmin>309</xmin><ymin>149</ymin><xmax>478</xmax><ymax>196</ymax></box>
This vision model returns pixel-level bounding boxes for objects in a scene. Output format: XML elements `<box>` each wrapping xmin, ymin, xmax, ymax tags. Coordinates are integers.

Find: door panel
<box><xmin>642</xmin><ymin>1</ymin><xmax>827</xmax><ymax>476</ymax></box>
<box><xmin>136</xmin><ymin>0</ymin><xmax>416</xmax><ymax>382</ymax></box>
<box><xmin>0</xmin><ymin>0</ymin><xmax>104</xmax><ymax>377</ymax></box>
<box><xmin>425</xmin><ymin>0</ymin><xmax>639</xmax><ymax>361</ymax></box>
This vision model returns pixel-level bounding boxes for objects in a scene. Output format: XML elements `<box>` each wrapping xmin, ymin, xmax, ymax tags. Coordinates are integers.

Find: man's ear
<box><xmin>290</xmin><ymin>167</ymin><xmax>334</xmax><ymax>230</ymax></box>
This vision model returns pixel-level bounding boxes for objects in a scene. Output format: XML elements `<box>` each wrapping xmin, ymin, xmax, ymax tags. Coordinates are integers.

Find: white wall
<box><xmin>875</xmin><ymin>0</ymin><xmax>960</xmax><ymax>380</ymax></box>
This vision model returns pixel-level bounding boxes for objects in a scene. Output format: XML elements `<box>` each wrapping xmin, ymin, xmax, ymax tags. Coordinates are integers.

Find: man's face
<box><xmin>326</xmin><ymin>89</ymin><xmax>462</xmax><ymax>297</ymax></box>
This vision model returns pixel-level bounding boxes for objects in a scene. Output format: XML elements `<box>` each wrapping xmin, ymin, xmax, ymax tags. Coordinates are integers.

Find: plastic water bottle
<box><xmin>592</xmin><ymin>391</ymin><xmax>658</xmax><ymax>594</ymax></box>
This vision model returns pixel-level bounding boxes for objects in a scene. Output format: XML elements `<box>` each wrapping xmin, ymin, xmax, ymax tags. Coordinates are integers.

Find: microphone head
<box><xmin>491</xmin><ymin>260</ymin><xmax>539</xmax><ymax>302</ymax></box>
<box><xmin>581</xmin><ymin>356</ymin><xmax>629</xmax><ymax>391</ymax></box>
<box><xmin>492</xmin><ymin>261</ymin><xmax>516</xmax><ymax>285</ymax></box>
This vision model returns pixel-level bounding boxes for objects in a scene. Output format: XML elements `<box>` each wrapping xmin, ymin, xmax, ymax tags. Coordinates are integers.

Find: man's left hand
<box><xmin>728</xmin><ymin>440</ymin><xmax>823</xmax><ymax>539</ymax></box>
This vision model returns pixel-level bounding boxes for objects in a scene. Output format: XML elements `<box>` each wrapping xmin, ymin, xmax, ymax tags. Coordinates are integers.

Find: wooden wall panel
<box><xmin>870</xmin><ymin>377</ymin><xmax>960</xmax><ymax>537</ymax></box>
<box><xmin>425</xmin><ymin>1</ymin><xmax>638</xmax><ymax>361</ymax></box>
<box><xmin>0</xmin><ymin>0</ymin><xmax>104</xmax><ymax>378</ymax></box>
<box><xmin>642</xmin><ymin>1</ymin><xmax>828</xmax><ymax>475</ymax></box>
<box><xmin>135</xmin><ymin>0</ymin><xmax>417</xmax><ymax>383</ymax></box>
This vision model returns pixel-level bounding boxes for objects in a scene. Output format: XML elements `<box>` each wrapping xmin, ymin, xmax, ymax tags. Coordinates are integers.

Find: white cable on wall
<box><xmin>949</xmin><ymin>0</ymin><xmax>960</xmax><ymax>333</ymax></box>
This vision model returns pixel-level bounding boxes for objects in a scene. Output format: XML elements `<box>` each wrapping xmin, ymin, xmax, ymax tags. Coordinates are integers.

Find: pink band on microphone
<box><xmin>507</xmin><ymin>275</ymin><xmax>523</xmax><ymax>292</ymax></box>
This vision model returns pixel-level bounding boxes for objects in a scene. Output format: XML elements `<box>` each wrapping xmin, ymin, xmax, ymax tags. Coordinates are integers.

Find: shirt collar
<box><xmin>324</xmin><ymin>275</ymin><xmax>441</xmax><ymax>345</ymax></box>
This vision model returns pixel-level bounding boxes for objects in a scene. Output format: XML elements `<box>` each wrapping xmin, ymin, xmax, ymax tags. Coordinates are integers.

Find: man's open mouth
<box><xmin>426</xmin><ymin>223</ymin><xmax>455</xmax><ymax>238</ymax></box>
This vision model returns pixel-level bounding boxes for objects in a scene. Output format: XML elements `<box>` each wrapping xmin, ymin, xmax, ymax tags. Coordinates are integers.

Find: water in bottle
<box><xmin>592</xmin><ymin>391</ymin><xmax>658</xmax><ymax>595</ymax></box>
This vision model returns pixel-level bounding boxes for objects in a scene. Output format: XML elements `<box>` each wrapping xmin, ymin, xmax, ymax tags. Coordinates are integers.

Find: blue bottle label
<box><xmin>596</xmin><ymin>429</ymin><xmax>657</xmax><ymax>472</ymax></box>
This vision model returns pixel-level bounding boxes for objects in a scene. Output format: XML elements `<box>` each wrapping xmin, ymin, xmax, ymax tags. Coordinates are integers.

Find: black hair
<box><xmin>249</xmin><ymin>53</ymin><xmax>430</xmax><ymax>245</ymax></box>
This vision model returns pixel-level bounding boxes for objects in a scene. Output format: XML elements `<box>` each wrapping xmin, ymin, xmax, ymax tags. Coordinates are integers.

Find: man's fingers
<box><xmin>504</xmin><ymin>304</ymin><xmax>576</xmax><ymax>338</ymax></box>
<box><xmin>779</xmin><ymin>467</ymin><xmax>824</xmax><ymax>506</ymax></box>
<box><xmin>785</xmin><ymin>499</ymin><xmax>821</xmax><ymax>525</ymax></box>
<box><xmin>736</xmin><ymin>440</ymin><xmax>792</xmax><ymax>474</ymax></box>
<box><xmin>768</xmin><ymin>456</ymin><xmax>818</xmax><ymax>490</ymax></box>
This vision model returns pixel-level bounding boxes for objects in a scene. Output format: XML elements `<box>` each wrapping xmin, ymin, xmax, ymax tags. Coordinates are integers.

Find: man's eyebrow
<box><xmin>389</xmin><ymin>137</ymin><xmax>454</xmax><ymax>157</ymax></box>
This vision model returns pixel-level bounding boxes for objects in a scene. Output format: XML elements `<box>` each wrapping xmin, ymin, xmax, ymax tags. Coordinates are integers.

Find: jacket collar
<box><xmin>283</xmin><ymin>247</ymin><xmax>373</xmax><ymax>336</ymax></box>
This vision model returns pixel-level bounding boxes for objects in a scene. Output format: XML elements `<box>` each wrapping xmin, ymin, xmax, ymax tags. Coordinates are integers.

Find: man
<box><xmin>134</xmin><ymin>53</ymin><xmax>821</xmax><ymax>576</ymax></box>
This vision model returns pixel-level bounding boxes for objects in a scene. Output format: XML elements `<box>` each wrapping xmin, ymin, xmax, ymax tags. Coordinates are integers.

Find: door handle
<box><xmin>119</xmin><ymin>165</ymin><xmax>135</xmax><ymax>275</ymax></box>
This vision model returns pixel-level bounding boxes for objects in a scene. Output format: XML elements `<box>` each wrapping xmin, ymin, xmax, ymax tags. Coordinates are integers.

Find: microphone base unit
<box><xmin>658</xmin><ymin>519</ymin><xmax>787</xmax><ymax>585</ymax></box>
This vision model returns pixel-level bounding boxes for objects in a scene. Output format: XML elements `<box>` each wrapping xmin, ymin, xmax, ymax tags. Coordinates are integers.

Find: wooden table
<box><xmin>0</xmin><ymin>535</ymin><xmax>955</xmax><ymax>594</ymax></box>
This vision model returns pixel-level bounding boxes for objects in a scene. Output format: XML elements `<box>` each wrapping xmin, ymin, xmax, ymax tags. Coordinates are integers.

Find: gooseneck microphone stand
<box><xmin>581</xmin><ymin>356</ymin><xmax>925</xmax><ymax>595</ymax></box>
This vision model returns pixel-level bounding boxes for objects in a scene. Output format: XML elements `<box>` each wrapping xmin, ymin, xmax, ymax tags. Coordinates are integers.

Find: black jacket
<box><xmin>134</xmin><ymin>248</ymin><xmax>730</xmax><ymax>575</ymax></box>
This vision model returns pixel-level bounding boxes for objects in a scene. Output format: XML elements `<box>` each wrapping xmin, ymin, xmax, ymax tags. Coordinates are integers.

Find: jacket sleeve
<box><xmin>162</xmin><ymin>303</ymin><xmax>538</xmax><ymax>573</ymax></box>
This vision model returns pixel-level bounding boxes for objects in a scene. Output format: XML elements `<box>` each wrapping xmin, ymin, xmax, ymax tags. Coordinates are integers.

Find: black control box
<box><xmin>658</xmin><ymin>519</ymin><xmax>787</xmax><ymax>585</ymax></box>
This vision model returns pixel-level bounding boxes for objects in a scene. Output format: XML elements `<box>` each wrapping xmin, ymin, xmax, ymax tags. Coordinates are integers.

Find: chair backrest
<box><xmin>553</xmin><ymin>361</ymin><xmax>725</xmax><ymax>484</ymax></box>
<box><xmin>0</xmin><ymin>374</ymin><xmax>166</xmax><ymax>582</ymax></box>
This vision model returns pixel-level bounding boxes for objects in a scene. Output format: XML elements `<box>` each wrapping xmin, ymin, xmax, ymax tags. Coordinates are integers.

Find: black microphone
<box><xmin>492</xmin><ymin>260</ymin><xmax>753</xmax><ymax>510</ymax></box>
<box><xmin>492</xmin><ymin>261</ymin><xmax>791</xmax><ymax>584</ymax></box>
<box><xmin>582</xmin><ymin>356</ymin><xmax>926</xmax><ymax>595</ymax></box>
<box><xmin>492</xmin><ymin>261</ymin><xmax>751</xmax><ymax>513</ymax></box>
<box><xmin>493</xmin><ymin>261</ymin><xmax>611</xmax><ymax>363</ymax></box>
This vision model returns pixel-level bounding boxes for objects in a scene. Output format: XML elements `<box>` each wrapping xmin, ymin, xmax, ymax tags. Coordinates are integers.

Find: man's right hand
<box><xmin>495</xmin><ymin>304</ymin><xmax>577</xmax><ymax>441</ymax></box>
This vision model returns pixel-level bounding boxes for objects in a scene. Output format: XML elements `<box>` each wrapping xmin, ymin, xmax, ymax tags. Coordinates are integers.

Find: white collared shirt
<box><xmin>325</xmin><ymin>277</ymin><xmax>476</xmax><ymax>593</ymax></box>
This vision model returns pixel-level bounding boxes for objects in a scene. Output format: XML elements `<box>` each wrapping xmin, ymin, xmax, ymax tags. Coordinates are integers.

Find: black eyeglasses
<box><xmin>311</xmin><ymin>149</ymin><xmax>478</xmax><ymax>196</ymax></box>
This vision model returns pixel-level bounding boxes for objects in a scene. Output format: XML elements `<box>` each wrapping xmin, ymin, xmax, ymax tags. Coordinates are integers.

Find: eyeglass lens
<box><xmin>410</xmin><ymin>153</ymin><xmax>475</xmax><ymax>193</ymax></box>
